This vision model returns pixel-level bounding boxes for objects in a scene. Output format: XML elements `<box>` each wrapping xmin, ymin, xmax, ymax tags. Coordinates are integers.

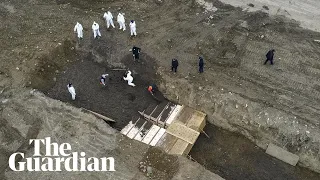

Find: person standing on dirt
<box><xmin>171</xmin><ymin>59</ymin><xmax>179</xmax><ymax>72</ymax></box>
<box><xmin>264</xmin><ymin>49</ymin><xmax>275</xmax><ymax>65</ymax></box>
<box><xmin>199</xmin><ymin>56</ymin><xmax>204</xmax><ymax>73</ymax></box>
<box><xmin>92</xmin><ymin>21</ymin><xmax>101</xmax><ymax>39</ymax></box>
<box><xmin>103</xmin><ymin>11</ymin><xmax>115</xmax><ymax>29</ymax></box>
<box><xmin>123</xmin><ymin>70</ymin><xmax>135</xmax><ymax>87</ymax></box>
<box><xmin>117</xmin><ymin>13</ymin><xmax>126</xmax><ymax>31</ymax></box>
<box><xmin>74</xmin><ymin>22</ymin><xmax>83</xmax><ymax>40</ymax></box>
<box><xmin>100</xmin><ymin>74</ymin><xmax>109</xmax><ymax>86</ymax></box>
<box><xmin>67</xmin><ymin>83</ymin><xmax>76</xmax><ymax>100</ymax></box>
<box><xmin>129</xmin><ymin>20</ymin><xmax>137</xmax><ymax>37</ymax></box>
<box><xmin>132</xmin><ymin>46</ymin><xmax>141</xmax><ymax>61</ymax></box>
<box><xmin>148</xmin><ymin>84</ymin><xmax>157</xmax><ymax>95</ymax></box>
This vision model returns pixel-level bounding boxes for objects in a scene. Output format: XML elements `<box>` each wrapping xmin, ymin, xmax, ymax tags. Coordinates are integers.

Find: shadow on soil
<box><xmin>190</xmin><ymin>124</ymin><xmax>320</xmax><ymax>180</ymax></box>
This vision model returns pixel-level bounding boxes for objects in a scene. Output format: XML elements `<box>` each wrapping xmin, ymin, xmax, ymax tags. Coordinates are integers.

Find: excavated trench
<box><xmin>29</xmin><ymin>40</ymin><xmax>320</xmax><ymax>180</ymax></box>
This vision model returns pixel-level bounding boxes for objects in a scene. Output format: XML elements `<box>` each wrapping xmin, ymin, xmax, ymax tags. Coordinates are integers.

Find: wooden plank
<box><xmin>138</xmin><ymin>105</ymin><xmax>158</xmax><ymax>123</ymax></box>
<box><xmin>136</xmin><ymin>121</ymin><xmax>154</xmax><ymax>142</ymax></box>
<box><xmin>127</xmin><ymin>126</ymin><xmax>140</xmax><ymax>139</ymax></box>
<box><xmin>111</xmin><ymin>69</ymin><xmax>127</xmax><ymax>71</ymax></box>
<box><xmin>82</xmin><ymin>108</ymin><xmax>116</xmax><ymax>122</ymax></box>
<box><xmin>165</xmin><ymin>105</ymin><xmax>183</xmax><ymax>125</ymax></box>
<box><xmin>186</xmin><ymin>110</ymin><xmax>206</xmax><ymax>131</ymax></box>
<box><xmin>120</xmin><ymin>121</ymin><xmax>135</xmax><ymax>135</ymax></box>
<box><xmin>121</xmin><ymin>117</ymin><xmax>140</xmax><ymax>135</ymax></box>
<box><xmin>168</xmin><ymin>139</ymin><xmax>190</xmax><ymax>155</ymax></box>
<box><xmin>134</xmin><ymin>121</ymin><xmax>147</xmax><ymax>141</ymax></box>
<box><xmin>156</xmin><ymin>133</ymin><xmax>178</xmax><ymax>153</ymax></box>
<box><xmin>150</xmin><ymin>128</ymin><xmax>166</xmax><ymax>146</ymax></box>
<box><xmin>173</xmin><ymin>106</ymin><xmax>194</xmax><ymax>124</ymax></box>
<box><xmin>183</xmin><ymin>143</ymin><xmax>194</xmax><ymax>156</ymax></box>
<box><xmin>159</xmin><ymin>103</ymin><xmax>176</xmax><ymax>123</ymax></box>
<box><xmin>166</xmin><ymin>123</ymin><xmax>200</xmax><ymax>144</ymax></box>
<box><xmin>138</xmin><ymin>111</ymin><xmax>158</xmax><ymax>122</ymax></box>
<box><xmin>155</xmin><ymin>102</ymin><xmax>170</xmax><ymax>126</ymax></box>
<box><xmin>127</xmin><ymin>118</ymin><xmax>141</xmax><ymax>139</ymax></box>
<box><xmin>148</xmin><ymin>105</ymin><xmax>158</xmax><ymax>121</ymax></box>
<box><xmin>266</xmin><ymin>143</ymin><xmax>299</xmax><ymax>166</ymax></box>
<box><xmin>142</xmin><ymin>125</ymin><xmax>160</xmax><ymax>144</ymax></box>
<box><xmin>138</xmin><ymin>111</ymin><xmax>145</xmax><ymax>117</ymax></box>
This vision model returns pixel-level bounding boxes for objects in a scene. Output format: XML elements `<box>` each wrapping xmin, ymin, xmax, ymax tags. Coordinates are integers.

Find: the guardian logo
<box><xmin>8</xmin><ymin>137</ymin><xmax>115</xmax><ymax>172</ymax></box>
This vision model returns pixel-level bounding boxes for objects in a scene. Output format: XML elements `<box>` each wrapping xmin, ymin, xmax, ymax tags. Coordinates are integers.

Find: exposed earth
<box><xmin>190</xmin><ymin>125</ymin><xmax>320</xmax><ymax>180</ymax></box>
<box><xmin>1</xmin><ymin>0</ymin><xmax>320</xmax><ymax>179</ymax></box>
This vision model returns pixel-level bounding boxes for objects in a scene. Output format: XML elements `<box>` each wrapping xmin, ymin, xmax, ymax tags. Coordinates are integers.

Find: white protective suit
<box><xmin>67</xmin><ymin>84</ymin><xmax>76</xmax><ymax>100</ymax></box>
<box><xmin>129</xmin><ymin>20</ymin><xmax>137</xmax><ymax>36</ymax></box>
<box><xmin>92</xmin><ymin>21</ymin><xmax>101</xmax><ymax>39</ymax></box>
<box><xmin>100</xmin><ymin>74</ymin><xmax>109</xmax><ymax>86</ymax></box>
<box><xmin>74</xmin><ymin>22</ymin><xmax>83</xmax><ymax>39</ymax></box>
<box><xmin>103</xmin><ymin>11</ymin><xmax>115</xmax><ymax>28</ymax></box>
<box><xmin>117</xmin><ymin>13</ymin><xmax>126</xmax><ymax>31</ymax></box>
<box><xmin>123</xmin><ymin>71</ymin><xmax>135</xmax><ymax>87</ymax></box>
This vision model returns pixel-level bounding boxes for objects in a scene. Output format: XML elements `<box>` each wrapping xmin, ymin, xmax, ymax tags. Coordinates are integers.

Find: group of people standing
<box><xmin>73</xmin><ymin>11</ymin><xmax>137</xmax><ymax>40</ymax></box>
<box><xmin>67</xmin><ymin>11</ymin><xmax>139</xmax><ymax>100</ymax></box>
<box><xmin>171</xmin><ymin>49</ymin><xmax>275</xmax><ymax>74</ymax></box>
<box><xmin>171</xmin><ymin>56</ymin><xmax>205</xmax><ymax>73</ymax></box>
<box><xmin>68</xmin><ymin>10</ymin><xmax>277</xmax><ymax>101</ymax></box>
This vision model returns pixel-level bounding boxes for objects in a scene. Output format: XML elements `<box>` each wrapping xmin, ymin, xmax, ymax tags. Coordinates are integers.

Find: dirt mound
<box><xmin>29</xmin><ymin>40</ymin><xmax>78</xmax><ymax>91</ymax></box>
<box><xmin>0</xmin><ymin>88</ymin><xmax>223</xmax><ymax>180</ymax></box>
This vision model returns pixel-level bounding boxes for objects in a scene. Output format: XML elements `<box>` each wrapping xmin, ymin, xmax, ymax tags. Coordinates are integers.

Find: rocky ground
<box><xmin>1</xmin><ymin>0</ymin><xmax>320</xmax><ymax>179</ymax></box>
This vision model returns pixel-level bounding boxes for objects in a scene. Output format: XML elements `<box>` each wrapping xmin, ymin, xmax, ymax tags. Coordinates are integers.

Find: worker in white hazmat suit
<box><xmin>92</xmin><ymin>21</ymin><xmax>101</xmax><ymax>39</ymax></box>
<box><xmin>129</xmin><ymin>20</ymin><xmax>137</xmax><ymax>36</ymax></box>
<box><xmin>103</xmin><ymin>11</ymin><xmax>115</xmax><ymax>28</ymax></box>
<box><xmin>74</xmin><ymin>22</ymin><xmax>83</xmax><ymax>39</ymax></box>
<box><xmin>100</xmin><ymin>73</ymin><xmax>109</xmax><ymax>86</ymax></box>
<box><xmin>123</xmin><ymin>70</ymin><xmax>135</xmax><ymax>87</ymax></box>
<box><xmin>67</xmin><ymin>83</ymin><xmax>76</xmax><ymax>100</ymax></box>
<box><xmin>117</xmin><ymin>13</ymin><xmax>126</xmax><ymax>31</ymax></box>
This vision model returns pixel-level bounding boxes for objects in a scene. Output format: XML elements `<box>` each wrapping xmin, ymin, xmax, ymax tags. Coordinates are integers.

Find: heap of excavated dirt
<box><xmin>0</xmin><ymin>88</ymin><xmax>223</xmax><ymax>180</ymax></box>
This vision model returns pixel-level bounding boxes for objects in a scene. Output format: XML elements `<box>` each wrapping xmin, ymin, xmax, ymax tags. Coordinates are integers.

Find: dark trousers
<box><xmin>172</xmin><ymin>66</ymin><xmax>177</xmax><ymax>72</ymax></box>
<box><xmin>264</xmin><ymin>59</ymin><xmax>273</xmax><ymax>65</ymax></box>
<box><xmin>133</xmin><ymin>53</ymin><xmax>139</xmax><ymax>59</ymax></box>
<box><xmin>199</xmin><ymin>65</ymin><xmax>204</xmax><ymax>73</ymax></box>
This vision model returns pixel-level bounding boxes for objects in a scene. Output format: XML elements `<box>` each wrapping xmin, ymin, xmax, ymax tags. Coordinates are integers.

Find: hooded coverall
<box><xmin>100</xmin><ymin>74</ymin><xmax>109</xmax><ymax>86</ymax></box>
<box><xmin>74</xmin><ymin>22</ymin><xmax>83</xmax><ymax>39</ymax></box>
<box><xmin>103</xmin><ymin>11</ymin><xmax>115</xmax><ymax>28</ymax></box>
<box><xmin>123</xmin><ymin>71</ymin><xmax>135</xmax><ymax>87</ymax></box>
<box><xmin>67</xmin><ymin>84</ymin><xmax>76</xmax><ymax>100</ymax></box>
<box><xmin>130</xmin><ymin>21</ymin><xmax>137</xmax><ymax>36</ymax></box>
<box><xmin>92</xmin><ymin>22</ymin><xmax>101</xmax><ymax>39</ymax></box>
<box><xmin>117</xmin><ymin>13</ymin><xmax>126</xmax><ymax>31</ymax></box>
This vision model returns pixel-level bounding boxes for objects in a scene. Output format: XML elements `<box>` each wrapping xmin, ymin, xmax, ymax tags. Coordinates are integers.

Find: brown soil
<box><xmin>31</xmin><ymin>37</ymin><xmax>320</xmax><ymax>179</ymax></box>
<box><xmin>2</xmin><ymin>0</ymin><xmax>320</xmax><ymax>179</ymax></box>
<box><xmin>190</xmin><ymin>124</ymin><xmax>320</xmax><ymax>180</ymax></box>
<box><xmin>41</xmin><ymin>47</ymin><xmax>163</xmax><ymax>129</ymax></box>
